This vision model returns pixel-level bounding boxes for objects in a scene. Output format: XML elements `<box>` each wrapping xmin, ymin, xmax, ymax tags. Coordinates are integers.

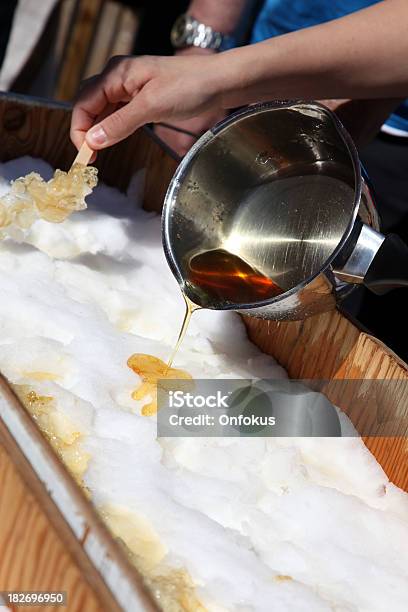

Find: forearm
<box><xmin>217</xmin><ymin>0</ymin><xmax>408</xmax><ymax>106</ymax></box>
<box><xmin>187</xmin><ymin>0</ymin><xmax>247</xmax><ymax>34</ymax></box>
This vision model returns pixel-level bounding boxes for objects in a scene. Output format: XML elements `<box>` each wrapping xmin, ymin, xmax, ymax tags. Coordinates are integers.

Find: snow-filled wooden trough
<box><xmin>0</xmin><ymin>92</ymin><xmax>408</xmax><ymax>611</ymax></box>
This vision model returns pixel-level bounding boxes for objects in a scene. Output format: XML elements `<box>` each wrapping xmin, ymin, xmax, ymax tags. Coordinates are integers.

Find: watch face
<box><xmin>171</xmin><ymin>14</ymin><xmax>192</xmax><ymax>47</ymax></box>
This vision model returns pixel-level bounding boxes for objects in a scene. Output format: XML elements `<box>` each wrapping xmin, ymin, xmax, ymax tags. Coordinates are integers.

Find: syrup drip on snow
<box><xmin>127</xmin><ymin>354</ymin><xmax>193</xmax><ymax>416</ymax></box>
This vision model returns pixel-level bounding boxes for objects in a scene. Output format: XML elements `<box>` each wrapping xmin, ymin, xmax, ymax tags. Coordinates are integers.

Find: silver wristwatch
<box><xmin>171</xmin><ymin>13</ymin><xmax>232</xmax><ymax>51</ymax></box>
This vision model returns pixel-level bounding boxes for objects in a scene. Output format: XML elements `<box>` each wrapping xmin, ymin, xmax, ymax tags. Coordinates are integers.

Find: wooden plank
<box><xmin>0</xmin><ymin>95</ymin><xmax>77</xmax><ymax>168</ymax></box>
<box><xmin>83</xmin><ymin>3</ymin><xmax>139</xmax><ymax>79</ymax></box>
<box><xmin>109</xmin><ymin>6</ymin><xmax>140</xmax><ymax>58</ymax></box>
<box><xmin>54</xmin><ymin>0</ymin><xmax>80</xmax><ymax>68</ymax></box>
<box><xmin>55</xmin><ymin>0</ymin><xmax>139</xmax><ymax>101</ymax></box>
<box><xmin>243</xmin><ymin>309</ymin><xmax>408</xmax><ymax>380</ymax></box>
<box><xmin>0</xmin><ymin>388</ymin><xmax>117</xmax><ymax>612</ymax></box>
<box><xmin>55</xmin><ymin>0</ymin><xmax>104</xmax><ymax>101</ymax></box>
<box><xmin>82</xmin><ymin>2</ymin><xmax>121</xmax><ymax>79</ymax></box>
<box><xmin>244</xmin><ymin>309</ymin><xmax>408</xmax><ymax>490</ymax></box>
<box><xmin>0</xmin><ymin>375</ymin><xmax>159</xmax><ymax>612</ymax></box>
<box><xmin>0</xmin><ymin>444</ymin><xmax>103</xmax><ymax>612</ymax></box>
<box><xmin>7</xmin><ymin>0</ymin><xmax>139</xmax><ymax>100</ymax></box>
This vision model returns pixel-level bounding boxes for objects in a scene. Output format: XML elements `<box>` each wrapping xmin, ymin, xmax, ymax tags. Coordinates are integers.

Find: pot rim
<box><xmin>162</xmin><ymin>100</ymin><xmax>362</xmax><ymax>311</ymax></box>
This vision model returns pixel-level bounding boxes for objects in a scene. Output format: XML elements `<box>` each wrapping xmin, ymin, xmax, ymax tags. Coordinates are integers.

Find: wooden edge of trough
<box><xmin>244</xmin><ymin>307</ymin><xmax>408</xmax><ymax>489</ymax></box>
<box><xmin>0</xmin><ymin>376</ymin><xmax>159</xmax><ymax>612</ymax></box>
<box><xmin>0</xmin><ymin>92</ymin><xmax>407</xmax><ymax>611</ymax></box>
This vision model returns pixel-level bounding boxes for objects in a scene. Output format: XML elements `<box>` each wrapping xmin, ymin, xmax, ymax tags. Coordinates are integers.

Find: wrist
<box><xmin>215</xmin><ymin>47</ymin><xmax>258</xmax><ymax>109</ymax></box>
<box><xmin>187</xmin><ymin>12</ymin><xmax>235</xmax><ymax>37</ymax></box>
<box><xmin>175</xmin><ymin>46</ymin><xmax>216</xmax><ymax>57</ymax></box>
<box><xmin>204</xmin><ymin>52</ymin><xmax>238</xmax><ymax>108</ymax></box>
<box><xmin>217</xmin><ymin>41</ymin><xmax>286</xmax><ymax>109</ymax></box>
<box><xmin>187</xmin><ymin>1</ymin><xmax>241</xmax><ymax>36</ymax></box>
<box><xmin>171</xmin><ymin>11</ymin><xmax>236</xmax><ymax>53</ymax></box>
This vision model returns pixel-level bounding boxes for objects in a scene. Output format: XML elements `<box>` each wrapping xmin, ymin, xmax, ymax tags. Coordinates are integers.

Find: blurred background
<box><xmin>0</xmin><ymin>0</ymin><xmax>198</xmax><ymax>100</ymax></box>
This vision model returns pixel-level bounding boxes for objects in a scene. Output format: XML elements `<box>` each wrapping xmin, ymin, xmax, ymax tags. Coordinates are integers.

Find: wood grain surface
<box><xmin>55</xmin><ymin>0</ymin><xmax>104</xmax><ymax>101</ymax></box>
<box><xmin>0</xmin><ymin>398</ymin><xmax>120</xmax><ymax>612</ymax></box>
<box><xmin>82</xmin><ymin>2</ymin><xmax>140</xmax><ymax>81</ymax></box>
<box><xmin>0</xmin><ymin>445</ymin><xmax>103</xmax><ymax>612</ymax></box>
<box><xmin>0</xmin><ymin>374</ymin><xmax>159</xmax><ymax>612</ymax></box>
<box><xmin>244</xmin><ymin>309</ymin><xmax>408</xmax><ymax>489</ymax></box>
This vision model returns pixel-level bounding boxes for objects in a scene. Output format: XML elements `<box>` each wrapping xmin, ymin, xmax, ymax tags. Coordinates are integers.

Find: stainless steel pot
<box><xmin>162</xmin><ymin>101</ymin><xmax>408</xmax><ymax>320</ymax></box>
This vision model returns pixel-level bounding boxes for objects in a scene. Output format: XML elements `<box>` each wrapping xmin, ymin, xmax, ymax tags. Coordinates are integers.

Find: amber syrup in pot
<box><xmin>187</xmin><ymin>248</ymin><xmax>283</xmax><ymax>305</ymax></box>
<box><xmin>168</xmin><ymin>249</ymin><xmax>283</xmax><ymax>365</ymax></box>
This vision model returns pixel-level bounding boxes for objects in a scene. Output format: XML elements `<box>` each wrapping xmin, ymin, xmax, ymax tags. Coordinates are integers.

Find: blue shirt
<box><xmin>250</xmin><ymin>0</ymin><xmax>408</xmax><ymax>134</ymax></box>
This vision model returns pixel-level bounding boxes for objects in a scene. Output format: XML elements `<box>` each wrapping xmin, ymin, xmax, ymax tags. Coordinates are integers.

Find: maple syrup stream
<box><xmin>167</xmin><ymin>248</ymin><xmax>283</xmax><ymax>368</ymax></box>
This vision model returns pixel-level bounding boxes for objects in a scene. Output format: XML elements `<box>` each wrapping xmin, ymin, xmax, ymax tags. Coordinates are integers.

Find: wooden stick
<box><xmin>72</xmin><ymin>141</ymin><xmax>95</xmax><ymax>167</ymax></box>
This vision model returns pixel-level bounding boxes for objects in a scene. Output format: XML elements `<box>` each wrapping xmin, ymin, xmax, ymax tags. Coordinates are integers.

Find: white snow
<box><xmin>0</xmin><ymin>157</ymin><xmax>407</xmax><ymax>612</ymax></box>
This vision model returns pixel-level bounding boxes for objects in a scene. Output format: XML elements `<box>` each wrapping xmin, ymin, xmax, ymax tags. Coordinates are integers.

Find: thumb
<box><xmin>86</xmin><ymin>99</ymin><xmax>147</xmax><ymax>149</ymax></box>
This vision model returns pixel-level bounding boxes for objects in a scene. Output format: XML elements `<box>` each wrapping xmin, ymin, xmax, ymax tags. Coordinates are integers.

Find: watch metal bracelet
<box><xmin>171</xmin><ymin>13</ymin><xmax>229</xmax><ymax>51</ymax></box>
<box><xmin>187</xmin><ymin>19</ymin><xmax>223</xmax><ymax>49</ymax></box>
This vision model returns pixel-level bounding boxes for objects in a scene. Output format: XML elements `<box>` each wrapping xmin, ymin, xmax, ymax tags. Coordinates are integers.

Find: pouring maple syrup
<box><xmin>167</xmin><ymin>295</ymin><xmax>200</xmax><ymax>369</ymax></box>
<box><xmin>128</xmin><ymin>249</ymin><xmax>283</xmax><ymax>414</ymax></box>
<box><xmin>168</xmin><ymin>249</ymin><xmax>283</xmax><ymax>365</ymax></box>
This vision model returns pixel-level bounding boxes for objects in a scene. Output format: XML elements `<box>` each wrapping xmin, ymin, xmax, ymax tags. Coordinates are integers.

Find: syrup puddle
<box><xmin>127</xmin><ymin>353</ymin><xmax>193</xmax><ymax>416</ymax></box>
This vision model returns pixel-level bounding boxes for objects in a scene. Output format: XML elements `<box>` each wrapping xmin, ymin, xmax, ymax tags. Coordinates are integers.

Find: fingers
<box><xmin>71</xmin><ymin>81</ymin><xmax>129</xmax><ymax>150</ymax></box>
<box><xmin>70</xmin><ymin>56</ymin><xmax>154</xmax><ymax>151</ymax></box>
<box><xmin>70</xmin><ymin>76</ymin><xmax>108</xmax><ymax>150</ymax></box>
<box><xmin>86</xmin><ymin>90</ymin><xmax>153</xmax><ymax>149</ymax></box>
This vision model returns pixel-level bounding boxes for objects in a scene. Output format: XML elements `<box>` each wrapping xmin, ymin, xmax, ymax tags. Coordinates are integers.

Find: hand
<box><xmin>70</xmin><ymin>54</ymin><xmax>223</xmax><ymax>152</ymax></box>
<box><xmin>152</xmin><ymin>47</ymin><xmax>227</xmax><ymax>157</ymax></box>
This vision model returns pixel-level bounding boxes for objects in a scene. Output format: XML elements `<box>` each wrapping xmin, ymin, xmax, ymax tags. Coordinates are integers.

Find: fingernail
<box><xmin>87</xmin><ymin>125</ymin><xmax>107</xmax><ymax>145</ymax></box>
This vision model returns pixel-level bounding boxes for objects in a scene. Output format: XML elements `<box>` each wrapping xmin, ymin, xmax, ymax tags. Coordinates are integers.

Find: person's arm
<box><xmin>71</xmin><ymin>0</ymin><xmax>408</xmax><ymax>151</ymax></box>
<box><xmin>155</xmin><ymin>0</ymin><xmax>247</xmax><ymax>156</ymax></box>
<box><xmin>220</xmin><ymin>0</ymin><xmax>408</xmax><ymax>107</ymax></box>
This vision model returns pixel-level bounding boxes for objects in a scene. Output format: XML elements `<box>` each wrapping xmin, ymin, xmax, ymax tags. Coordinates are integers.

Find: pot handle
<box><xmin>364</xmin><ymin>233</ymin><xmax>408</xmax><ymax>295</ymax></box>
<box><xmin>333</xmin><ymin>224</ymin><xmax>408</xmax><ymax>295</ymax></box>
